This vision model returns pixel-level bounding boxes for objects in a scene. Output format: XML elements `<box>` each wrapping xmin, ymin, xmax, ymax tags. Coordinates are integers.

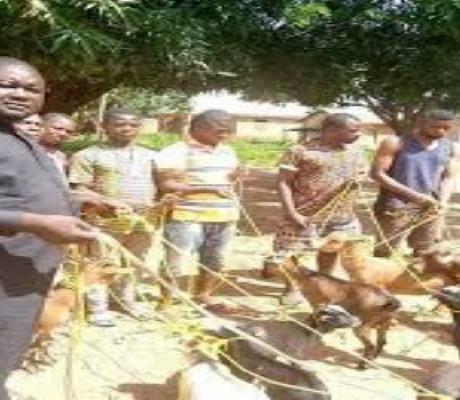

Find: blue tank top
<box><xmin>377</xmin><ymin>134</ymin><xmax>452</xmax><ymax>208</ymax></box>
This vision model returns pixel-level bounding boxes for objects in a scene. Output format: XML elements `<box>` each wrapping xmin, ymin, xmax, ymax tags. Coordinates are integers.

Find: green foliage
<box><xmin>0</xmin><ymin>0</ymin><xmax>294</xmax><ymax>111</ymax></box>
<box><xmin>284</xmin><ymin>2</ymin><xmax>330</xmax><ymax>27</ymax></box>
<box><xmin>5</xmin><ymin>0</ymin><xmax>460</xmax><ymax>129</ymax></box>
<box><xmin>106</xmin><ymin>87</ymin><xmax>191</xmax><ymax>116</ymax></box>
<box><xmin>137</xmin><ymin>133</ymin><xmax>179</xmax><ymax>151</ymax></box>
<box><xmin>251</xmin><ymin>0</ymin><xmax>460</xmax><ymax>130</ymax></box>
<box><xmin>231</xmin><ymin>139</ymin><xmax>290</xmax><ymax>167</ymax></box>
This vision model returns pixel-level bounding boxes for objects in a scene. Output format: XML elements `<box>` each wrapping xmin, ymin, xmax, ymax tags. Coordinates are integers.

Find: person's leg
<box><xmin>373</xmin><ymin>205</ymin><xmax>409</xmax><ymax>257</ymax></box>
<box><xmin>272</xmin><ymin>217</ymin><xmax>317</xmax><ymax>305</ymax></box>
<box><xmin>159</xmin><ymin>221</ymin><xmax>201</xmax><ymax>309</ymax></box>
<box><xmin>196</xmin><ymin>223</ymin><xmax>234</xmax><ymax>307</ymax></box>
<box><xmin>116</xmin><ymin>231</ymin><xmax>155</xmax><ymax>318</ymax></box>
<box><xmin>318</xmin><ymin>217</ymin><xmax>362</xmax><ymax>277</ymax></box>
<box><xmin>408</xmin><ymin>215</ymin><xmax>444</xmax><ymax>257</ymax></box>
<box><xmin>84</xmin><ymin>239</ymin><xmax>114</xmax><ymax>327</ymax></box>
<box><xmin>0</xmin><ymin>293</ymin><xmax>45</xmax><ymax>400</ymax></box>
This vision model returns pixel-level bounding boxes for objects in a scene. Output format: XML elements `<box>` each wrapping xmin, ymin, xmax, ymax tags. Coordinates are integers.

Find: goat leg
<box><xmin>374</xmin><ymin>318</ymin><xmax>392</xmax><ymax>359</ymax></box>
<box><xmin>353</xmin><ymin>325</ymin><xmax>375</xmax><ymax>369</ymax></box>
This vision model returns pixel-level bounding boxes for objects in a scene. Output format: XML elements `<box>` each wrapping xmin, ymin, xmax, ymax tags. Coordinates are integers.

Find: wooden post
<box><xmin>97</xmin><ymin>93</ymin><xmax>109</xmax><ymax>139</ymax></box>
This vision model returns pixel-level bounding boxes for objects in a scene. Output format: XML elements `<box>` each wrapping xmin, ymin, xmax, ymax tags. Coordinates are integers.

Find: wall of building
<box><xmin>140</xmin><ymin>118</ymin><xmax>159</xmax><ymax>134</ymax></box>
<box><xmin>235</xmin><ymin>118</ymin><xmax>301</xmax><ymax>141</ymax></box>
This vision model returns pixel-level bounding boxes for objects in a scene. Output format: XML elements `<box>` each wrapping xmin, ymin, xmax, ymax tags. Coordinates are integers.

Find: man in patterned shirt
<box><xmin>69</xmin><ymin>108</ymin><xmax>157</xmax><ymax>326</ymax></box>
<box><xmin>271</xmin><ymin>113</ymin><xmax>367</xmax><ymax>304</ymax></box>
<box><xmin>155</xmin><ymin>110</ymin><xmax>240</xmax><ymax>312</ymax></box>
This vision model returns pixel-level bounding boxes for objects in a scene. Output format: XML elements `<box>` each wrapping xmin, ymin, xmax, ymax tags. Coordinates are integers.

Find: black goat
<box><xmin>434</xmin><ymin>285</ymin><xmax>460</xmax><ymax>355</ymax></box>
<box><xmin>208</xmin><ymin>304</ymin><xmax>360</xmax><ymax>400</ymax></box>
<box><xmin>418</xmin><ymin>363</ymin><xmax>460</xmax><ymax>400</ymax></box>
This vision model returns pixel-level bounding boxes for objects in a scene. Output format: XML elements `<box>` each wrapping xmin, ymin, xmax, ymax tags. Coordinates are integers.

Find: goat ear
<box><xmin>284</xmin><ymin>255</ymin><xmax>299</xmax><ymax>270</ymax></box>
<box><xmin>290</xmin><ymin>254</ymin><xmax>300</xmax><ymax>265</ymax></box>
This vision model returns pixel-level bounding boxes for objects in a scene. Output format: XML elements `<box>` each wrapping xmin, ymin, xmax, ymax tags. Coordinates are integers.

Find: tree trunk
<box><xmin>362</xmin><ymin>97</ymin><xmax>420</xmax><ymax>135</ymax></box>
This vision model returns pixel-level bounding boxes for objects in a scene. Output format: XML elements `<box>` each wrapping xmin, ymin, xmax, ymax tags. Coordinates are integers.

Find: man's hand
<box><xmin>228</xmin><ymin>166</ymin><xmax>249</xmax><ymax>183</ymax></box>
<box><xmin>289</xmin><ymin>212</ymin><xmax>308</xmax><ymax>228</ymax></box>
<box><xmin>413</xmin><ymin>193</ymin><xmax>440</xmax><ymax>208</ymax></box>
<box><xmin>158</xmin><ymin>193</ymin><xmax>181</xmax><ymax>209</ymax></box>
<box><xmin>212</xmin><ymin>187</ymin><xmax>235</xmax><ymax>199</ymax></box>
<box><xmin>82</xmin><ymin>197</ymin><xmax>132</xmax><ymax>218</ymax></box>
<box><xmin>73</xmin><ymin>189</ymin><xmax>132</xmax><ymax>216</ymax></box>
<box><xmin>20</xmin><ymin>214</ymin><xmax>98</xmax><ymax>244</ymax></box>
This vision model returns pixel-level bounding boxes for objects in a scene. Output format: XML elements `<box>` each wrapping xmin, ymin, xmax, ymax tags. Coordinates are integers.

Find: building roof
<box><xmin>191</xmin><ymin>91</ymin><xmax>384</xmax><ymax>124</ymax></box>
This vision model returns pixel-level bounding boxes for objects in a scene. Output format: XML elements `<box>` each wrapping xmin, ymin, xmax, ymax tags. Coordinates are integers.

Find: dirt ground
<box><xmin>8</xmin><ymin>168</ymin><xmax>460</xmax><ymax>400</ymax></box>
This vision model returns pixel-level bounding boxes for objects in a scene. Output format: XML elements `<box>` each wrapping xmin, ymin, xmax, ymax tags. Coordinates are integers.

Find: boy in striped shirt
<box><xmin>155</xmin><ymin>110</ymin><xmax>239</xmax><ymax>312</ymax></box>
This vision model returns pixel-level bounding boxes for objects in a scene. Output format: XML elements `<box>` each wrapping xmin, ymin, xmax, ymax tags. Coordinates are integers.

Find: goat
<box><xmin>178</xmin><ymin>353</ymin><xmax>270</xmax><ymax>400</ymax></box>
<box><xmin>22</xmin><ymin>266</ymin><xmax>131</xmax><ymax>372</ymax></box>
<box><xmin>205</xmin><ymin>304</ymin><xmax>360</xmax><ymax>399</ymax></box>
<box><xmin>417</xmin><ymin>363</ymin><xmax>460</xmax><ymax>400</ymax></box>
<box><xmin>318</xmin><ymin>233</ymin><xmax>460</xmax><ymax>294</ymax></box>
<box><xmin>272</xmin><ymin>255</ymin><xmax>400</xmax><ymax>368</ymax></box>
<box><xmin>433</xmin><ymin>285</ymin><xmax>460</xmax><ymax>356</ymax></box>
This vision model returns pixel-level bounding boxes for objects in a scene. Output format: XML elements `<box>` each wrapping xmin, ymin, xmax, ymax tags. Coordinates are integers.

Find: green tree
<box><xmin>0</xmin><ymin>0</ymin><xmax>290</xmax><ymax>112</ymax></box>
<box><xmin>243</xmin><ymin>0</ymin><xmax>460</xmax><ymax>131</ymax></box>
<box><xmin>4</xmin><ymin>0</ymin><xmax>460</xmax><ymax>131</ymax></box>
<box><xmin>106</xmin><ymin>87</ymin><xmax>191</xmax><ymax>116</ymax></box>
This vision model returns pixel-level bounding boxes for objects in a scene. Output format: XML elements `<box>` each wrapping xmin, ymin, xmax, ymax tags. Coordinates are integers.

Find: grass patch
<box><xmin>63</xmin><ymin>133</ymin><xmax>291</xmax><ymax>167</ymax></box>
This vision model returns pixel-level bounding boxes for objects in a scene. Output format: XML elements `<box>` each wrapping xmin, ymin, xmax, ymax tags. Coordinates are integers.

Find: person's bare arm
<box><xmin>370</xmin><ymin>136</ymin><xmax>437</xmax><ymax>206</ymax></box>
<box><xmin>71</xmin><ymin>184</ymin><xmax>132</xmax><ymax>212</ymax></box>
<box><xmin>278</xmin><ymin>168</ymin><xmax>306</xmax><ymax>227</ymax></box>
<box><xmin>439</xmin><ymin>143</ymin><xmax>460</xmax><ymax>206</ymax></box>
<box><xmin>159</xmin><ymin>174</ymin><xmax>233</xmax><ymax>198</ymax></box>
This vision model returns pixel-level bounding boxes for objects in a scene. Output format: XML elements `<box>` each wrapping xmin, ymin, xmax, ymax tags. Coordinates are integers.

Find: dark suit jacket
<box><xmin>0</xmin><ymin>123</ymin><xmax>75</xmax><ymax>297</ymax></box>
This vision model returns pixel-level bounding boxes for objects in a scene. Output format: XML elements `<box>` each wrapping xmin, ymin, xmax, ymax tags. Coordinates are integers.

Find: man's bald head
<box><xmin>0</xmin><ymin>57</ymin><xmax>42</xmax><ymax>76</ymax></box>
<box><xmin>0</xmin><ymin>57</ymin><xmax>45</xmax><ymax>122</ymax></box>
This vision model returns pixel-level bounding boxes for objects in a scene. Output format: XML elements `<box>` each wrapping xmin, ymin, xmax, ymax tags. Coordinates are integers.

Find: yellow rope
<box><xmin>64</xmin><ymin>245</ymin><xmax>87</xmax><ymax>400</ymax></box>
<box><xmin>367</xmin><ymin>204</ymin><xmax>449</xmax><ymax>294</ymax></box>
<box><xmin>218</xmin><ymin>351</ymin><xmax>329</xmax><ymax>396</ymax></box>
<box><xmin>94</xmin><ymin>232</ymin><xmax>446</xmax><ymax>399</ymax></box>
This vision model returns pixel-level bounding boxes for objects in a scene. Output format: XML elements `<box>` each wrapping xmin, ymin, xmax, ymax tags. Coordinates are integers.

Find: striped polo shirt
<box><xmin>155</xmin><ymin>140</ymin><xmax>239</xmax><ymax>222</ymax></box>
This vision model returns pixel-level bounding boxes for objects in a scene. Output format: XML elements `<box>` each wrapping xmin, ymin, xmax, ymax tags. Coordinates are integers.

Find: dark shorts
<box><xmin>0</xmin><ymin>293</ymin><xmax>45</xmax><ymax>400</ymax></box>
<box><xmin>373</xmin><ymin>204</ymin><xmax>443</xmax><ymax>257</ymax></box>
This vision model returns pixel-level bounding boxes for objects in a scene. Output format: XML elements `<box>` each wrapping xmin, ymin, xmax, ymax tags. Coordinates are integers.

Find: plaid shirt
<box><xmin>69</xmin><ymin>143</ymin><xmax>157</xmax><ymax>205</ymax></box>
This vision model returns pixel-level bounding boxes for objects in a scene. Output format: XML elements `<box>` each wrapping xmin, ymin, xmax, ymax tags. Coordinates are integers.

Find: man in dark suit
<box><xmin>0</xmin><ymin>57</ymin><xmax>98</xmax><ymax>400</ymax></box>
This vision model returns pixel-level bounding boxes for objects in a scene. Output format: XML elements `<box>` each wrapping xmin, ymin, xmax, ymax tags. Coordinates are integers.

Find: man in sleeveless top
<box><xmin>271</xmin><ymin>113</ymin><xmax>367</xmax><ymax>304</ymax></box>
<box><xmin>371</xmin><ymin>109</ymin><xmax>460</xmax><ymax>257</ymax></box>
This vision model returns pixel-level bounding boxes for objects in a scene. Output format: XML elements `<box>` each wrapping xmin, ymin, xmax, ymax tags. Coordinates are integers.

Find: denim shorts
<box><xmin>163</xmin><ymin>221</ymin><xmax>234</xmax><ymax>277</ymax></box>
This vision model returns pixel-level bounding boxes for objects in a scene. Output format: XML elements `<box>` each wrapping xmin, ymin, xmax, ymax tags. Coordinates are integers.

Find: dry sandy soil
<box><xmin>7</xmin><ymin>168</ymin><xmax>460</xmax><ymax>400</ymax></box>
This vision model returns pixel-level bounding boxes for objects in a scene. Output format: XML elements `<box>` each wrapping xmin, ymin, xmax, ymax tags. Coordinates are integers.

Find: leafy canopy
<box><xmin>3</xmin><ymin>0</ymin><xmax>460</xmax><ymax>130</ymax></box>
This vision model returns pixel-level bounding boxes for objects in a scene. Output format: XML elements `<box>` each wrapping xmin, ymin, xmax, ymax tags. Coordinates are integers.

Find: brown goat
<box><xmin>318</xmin><ymin>233</ymin><xmax>460</xmax><ymax>294</ymax></box>
<box><xmin>23</xmin><ymin>266</ymin><xmax>131</xmax><ymax>372</ymax></box>
<box><xmin>277</xmin><ymin>255</ymin><xmax>400</xmax><ymax>368</ymax></box>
